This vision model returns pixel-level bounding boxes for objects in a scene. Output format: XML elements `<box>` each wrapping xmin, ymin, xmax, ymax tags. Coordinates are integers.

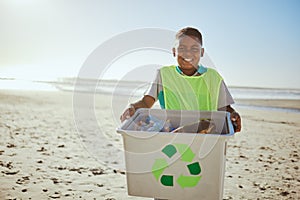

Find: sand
<box><xmin>235</xmin><ymin>99</ymin><xmax>300</xmax><ymax>111</ymax></box>
<box><xmin>0</xmin><ymin>90</ymin><xmax>299</xmax><ymax>200</ymax></box>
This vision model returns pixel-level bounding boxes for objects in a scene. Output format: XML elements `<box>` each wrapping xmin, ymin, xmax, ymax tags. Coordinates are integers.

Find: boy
<box><xmin>120</xmin><ymin>27</ymin><xmax>241</xmax><ymax>132</ymax></box>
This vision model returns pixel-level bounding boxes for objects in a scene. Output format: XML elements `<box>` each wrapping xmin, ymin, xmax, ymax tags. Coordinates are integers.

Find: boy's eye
<box><xmin>191</xmin><ymin>48</ymin><xmax>200</xmax><ymax>52</ymax></box>
<box><xmin>177</xmin><ymin>47</ymin><xmax>200</xmax><ymax>53</ymax></box>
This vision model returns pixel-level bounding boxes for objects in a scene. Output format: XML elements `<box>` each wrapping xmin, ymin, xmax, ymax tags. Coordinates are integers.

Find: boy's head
<box><xmin>173</xmin><ymin>27</ymin><xmax>205</xmax><ymax>75</ymax></box>
<box><xmin>175</xmin><ymin>27</ymin><xmax>203</xmax><ymax>46</ymax></box>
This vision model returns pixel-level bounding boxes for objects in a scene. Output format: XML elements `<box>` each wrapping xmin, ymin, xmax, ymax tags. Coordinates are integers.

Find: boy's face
<box><xmin>173</xmin><ymin>35</ymin><xmax>204</xmax><ymax>72</ymax></box>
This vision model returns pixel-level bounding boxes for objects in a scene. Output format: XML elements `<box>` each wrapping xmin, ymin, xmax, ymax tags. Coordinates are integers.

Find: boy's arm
<box><xmin>218</xmin><ymin>105</ymin><xmax>242</xmax><ymax>132</ymax></box>
<box><xmin>132</xmin><ymin>95</ymin><xmax>155</xmax><ymax>109</ymax></box>
<box><xmin>120</xmin><ymin>95</ymin><xmax>155</xmax><ymax>122</ymax></box>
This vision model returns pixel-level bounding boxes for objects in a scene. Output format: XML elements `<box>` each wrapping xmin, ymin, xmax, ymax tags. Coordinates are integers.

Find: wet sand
<box><xmin>0</xmin><ymin>90</ymin><xmax>299</xmax><ymax>199</ymax></box>
<box><xmin>235</xmin><ymin>99</ymin><xmax>300</xmax><ymax>111</ymax></box>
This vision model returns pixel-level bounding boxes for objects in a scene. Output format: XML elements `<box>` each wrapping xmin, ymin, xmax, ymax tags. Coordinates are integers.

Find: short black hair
<box><xmin>176</xmin><ymin>27</ymin><xmax>203</xmax><ymax>46</ymax></box>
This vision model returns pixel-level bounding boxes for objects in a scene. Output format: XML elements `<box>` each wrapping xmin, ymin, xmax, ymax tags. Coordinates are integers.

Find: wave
<box><xmin>48</xmin><ymin>78</ymin><xmax>300</xmax><ymax>100</ymax></box>
<box><xmin>1</xmin><ymin>77</ymin><xmax>299</xmax><ymax>100</ymax></box>
<box><xmin>1</xmin><ymin>78</ymin><xmax>299</xmax><ymax>113</ymax></box>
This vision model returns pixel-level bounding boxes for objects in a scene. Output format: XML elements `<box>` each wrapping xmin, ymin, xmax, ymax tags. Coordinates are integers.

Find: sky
<box><xmin>0</xmin><ymin>0</ymin><xmax>300</xmax><ymax>89</ymax></box>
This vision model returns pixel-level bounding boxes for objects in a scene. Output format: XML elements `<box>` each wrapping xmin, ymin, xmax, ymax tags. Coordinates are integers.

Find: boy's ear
<box><xmin>201</xmin><ymin>48</ymin><xmax>205</xmax><ymax>57</ymax></box>
<box><xmin>172</xmin><ymin>47</ymin><xmax>176</xmax><ymax>57</ymax></box>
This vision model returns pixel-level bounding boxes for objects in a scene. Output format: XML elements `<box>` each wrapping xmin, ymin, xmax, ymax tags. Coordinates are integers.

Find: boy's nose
<box><xmin>183</xmin><ymin>50</ymin><xmax>193</xmax><ymax>57</ymax></box>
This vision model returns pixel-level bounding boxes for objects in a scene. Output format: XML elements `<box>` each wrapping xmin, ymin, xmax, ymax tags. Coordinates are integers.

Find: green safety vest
<box><xmin>160</xmin><ymin>65</ymin><xmax>223</xmax><ymax>111</ymax></box>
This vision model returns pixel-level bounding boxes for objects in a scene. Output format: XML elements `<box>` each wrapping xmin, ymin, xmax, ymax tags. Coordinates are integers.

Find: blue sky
<box><xmin>0</xmin><ymin>0</ymin><xmax>299</xmax><ymax>89</ymax></box>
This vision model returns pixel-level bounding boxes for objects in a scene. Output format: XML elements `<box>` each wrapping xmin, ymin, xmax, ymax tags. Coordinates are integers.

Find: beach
<box><xmin>0</xmin><ymin>90</ymin><xmax>299</xmax><ymax>200</ymax></box>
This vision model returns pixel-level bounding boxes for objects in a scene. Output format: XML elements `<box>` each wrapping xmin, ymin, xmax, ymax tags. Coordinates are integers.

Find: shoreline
<box><xmin>234</xmin><ymin>99</ymin><xmax>300</xmax><ymax>111</ymax></box>
<box><xmin>1</xmin><ymin>89</ymin><xmax>299</xmax><ymax>112</ymax></box>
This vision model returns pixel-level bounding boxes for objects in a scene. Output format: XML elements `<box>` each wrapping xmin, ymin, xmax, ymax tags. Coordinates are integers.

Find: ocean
<box><xmin>50</xmin><ymin>78</ymin><xmax>300</xmax><ymax>99</ymax></box>
<box><xmin>1</xmin><ymin>78</ymin><xmax>299</xmax><ymax>112</ymax></box>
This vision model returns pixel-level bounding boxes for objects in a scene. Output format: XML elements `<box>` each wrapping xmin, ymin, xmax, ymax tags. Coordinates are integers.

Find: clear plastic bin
<box><xmin>117</xmin><ymin>109</ymin><xmax>235</xmax><ymax>200</ymax></box>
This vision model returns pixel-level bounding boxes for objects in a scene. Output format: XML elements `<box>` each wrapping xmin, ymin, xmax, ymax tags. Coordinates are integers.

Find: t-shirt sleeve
<box><xmin>144</xmin><ymin>69</ymin><xmax>162</xmax><ymax>100</ymax></box>
<box><xmin>218</xmin><ymin>80</ymin><xmax>235</xmax><ymax>109</ymax></box>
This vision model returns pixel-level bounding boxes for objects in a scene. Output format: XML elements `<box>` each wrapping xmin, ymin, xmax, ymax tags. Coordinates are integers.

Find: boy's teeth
<box><xmin>184</xmin><ymin>58</ymin><xmax>192</xmax><ymax>62</ymax></box>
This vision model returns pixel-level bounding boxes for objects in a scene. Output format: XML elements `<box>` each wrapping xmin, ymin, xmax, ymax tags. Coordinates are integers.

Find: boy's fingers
<box><xmin>235</xmin><ymin>115</ymin><xmax>242</xmax><ymax>132</ymax></box>
<box><xmin>120</xmin><ymin>110</ymin><xmax>128</xmax><ymax>122</ymax></box>
<box><xmin>120</xmin><ymin>108</ymin><xmax>135</xmax><ymax>122</ymax></box>
<box><xmin>230</xmin><ymin>112</ymin><xmax>241</xmax><ymax>132</ymax></box>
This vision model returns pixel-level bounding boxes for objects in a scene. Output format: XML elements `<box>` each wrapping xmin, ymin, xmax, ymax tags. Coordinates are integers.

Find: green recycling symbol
<box><xmin>152</xmin><ymin>143</ymin><xmax>202</xmax><ymax>188</ymax></box>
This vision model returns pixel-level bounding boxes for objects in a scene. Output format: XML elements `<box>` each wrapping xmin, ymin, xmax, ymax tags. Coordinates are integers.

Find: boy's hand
<box><xmin>120</xmin><ymin>96</ymin><xmax>155</xmax><ymax>122</ymax></box>
<box><xmin>120</xmin><ymin>104</ymin><xmax>135</xmax><ymax>122</ymax></box>
<box><xmin>230</xmin><ymin>111</ymin><xmax>241</xmax><ymax>132</ymax></box>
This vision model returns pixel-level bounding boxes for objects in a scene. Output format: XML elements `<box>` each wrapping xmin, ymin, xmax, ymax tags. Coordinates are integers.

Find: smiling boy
<box><xmin>120</xmin><ymin>27</ymin><xmax>241</xmax><ymax>132</ymax></box>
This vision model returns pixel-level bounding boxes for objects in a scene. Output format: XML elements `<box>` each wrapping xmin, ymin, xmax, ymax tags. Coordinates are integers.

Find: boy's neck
<box><xmin>178</xmin><ymin>66</ymin><xmax>199</xmax><ymax>76</ymax></box>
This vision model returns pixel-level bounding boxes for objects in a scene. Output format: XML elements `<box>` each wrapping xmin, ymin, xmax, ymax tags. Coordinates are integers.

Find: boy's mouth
<box><xmin>183</xmin><ymin>58</ymin><xmax>193</xmax><ymax>63</ymax></box>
